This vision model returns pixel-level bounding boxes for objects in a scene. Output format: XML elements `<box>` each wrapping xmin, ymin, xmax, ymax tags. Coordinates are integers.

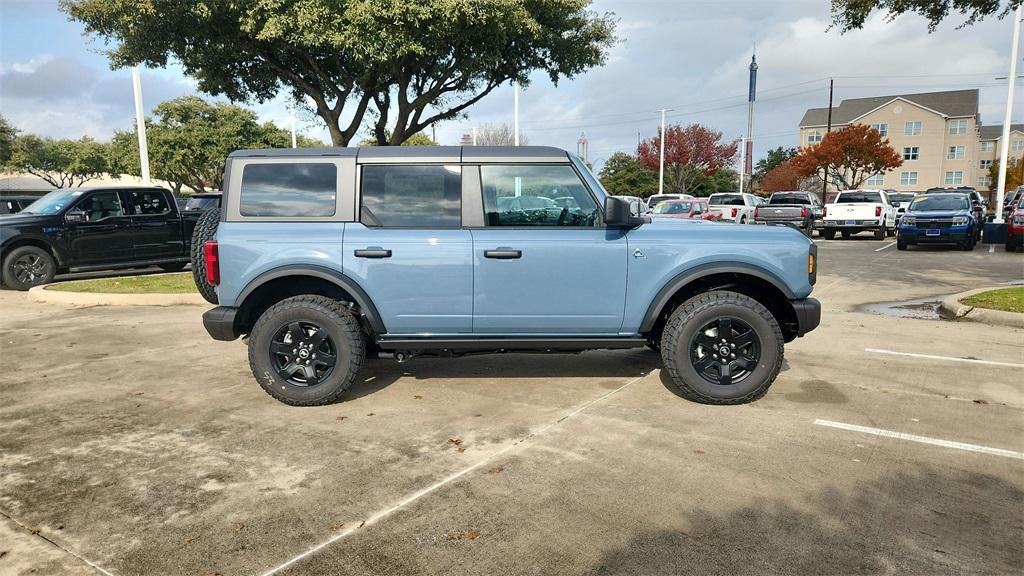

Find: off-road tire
<box><xmin>190</xmin><ymin>207</ymin><xmax>220</xmax><ymax>304</ymax></box>
<box><xmin>660</xmin><ymin>290</ymin><xmax>783</xmax><ymax>405</ymax></box>
<box><xmin>822</xmin><ymin>228</ymin><xmax>836</xmax><ymax>240</ymax></box>
<box><xmin>2</xmin><ymin>245</ymin><xmax>56</xmax><ymax>291</ymax></box>
<box><xmin>158</xmin><ymin>262</ymin><xmax>187</xmax><ymax>272</ymax></box>
<box><xmin>248</xmin><ymin>295</ymin><xmax>365</xmax><ymax>406</ymax></box>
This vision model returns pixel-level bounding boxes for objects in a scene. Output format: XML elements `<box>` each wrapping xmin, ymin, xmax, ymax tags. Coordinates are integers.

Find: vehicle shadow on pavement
<box><xmin>344</xmin><ymin>349</ymin><xmax>663</xmax><ymax>401</ymax></box>
<box><xmin>657</xmin><ymin>359</ymin><xmax>791</xmax><ymax>401</ymax></box>
<box><xmin>589</xmin><ymin>465</ymin><xmax>1023</xmax><ymax>576</ymax></box>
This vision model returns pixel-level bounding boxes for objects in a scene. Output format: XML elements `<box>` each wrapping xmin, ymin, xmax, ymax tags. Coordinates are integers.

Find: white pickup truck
<box><xmin>822</xmin><ymin>189</ymin><xmax>898</xmax><ymax>240</ymax></box>
<box><xmin>707</xmin><ymin>192</ymin><xmax>761</xmax><ymax>224</ymax></box>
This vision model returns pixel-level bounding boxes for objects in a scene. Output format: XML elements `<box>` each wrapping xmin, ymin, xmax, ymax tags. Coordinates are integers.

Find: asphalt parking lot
<box><xmin>1</xmin><ymin>237</ymin><xmax>1022</xmax><ymax>576</ymax></box>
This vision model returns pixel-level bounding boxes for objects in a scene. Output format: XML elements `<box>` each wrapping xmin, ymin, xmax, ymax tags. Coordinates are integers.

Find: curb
<box><xmin>28</xmin><ymin>284</ymin><xmax>207</xmax><ymax>307</ymax></box>
<box><xmin>939</xmin><ymin>287</ymin><xmax>1024</xmax><ymax>329</ymax></box>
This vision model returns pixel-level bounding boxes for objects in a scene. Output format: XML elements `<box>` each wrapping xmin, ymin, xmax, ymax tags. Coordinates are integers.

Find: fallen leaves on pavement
<box><xmin>446</xmin><ymin>530</ymin><xmax>481</xmax><ymax>541</ymax></box>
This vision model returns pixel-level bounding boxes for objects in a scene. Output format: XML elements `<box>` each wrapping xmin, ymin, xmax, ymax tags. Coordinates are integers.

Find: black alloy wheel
<box><xmin>11</xmin><ymin>252</ymin><xmax>50</xmax><ymax>286</ymax></box>
<box><xmin>689</xmin><ymin>317</ymin><xmax>761</xmax><ymax>387</ymax></box>
<box><xmin>270</xmin><ymin>320</ymin><xmax>337</xmax><ymax>386</ymax></box>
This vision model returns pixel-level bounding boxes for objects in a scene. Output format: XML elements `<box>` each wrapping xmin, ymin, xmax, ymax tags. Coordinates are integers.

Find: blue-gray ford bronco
<box><xmin>201</xmin><ymin>146</ymin><xmax>819</xmax><ymax>406</ymax></box>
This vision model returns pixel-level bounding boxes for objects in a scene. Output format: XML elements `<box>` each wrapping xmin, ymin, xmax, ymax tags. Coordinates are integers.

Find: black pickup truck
<box><xmin>0</xmin><ymin>186</ymin><xmax>202</xmax><ymax>290</ymax></box>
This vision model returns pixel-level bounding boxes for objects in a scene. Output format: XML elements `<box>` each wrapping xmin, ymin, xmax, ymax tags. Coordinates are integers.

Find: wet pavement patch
<box><xmin>859</xmin><ymin>296</ymin><xmax>947</xmax><ymax>321</ymax></box>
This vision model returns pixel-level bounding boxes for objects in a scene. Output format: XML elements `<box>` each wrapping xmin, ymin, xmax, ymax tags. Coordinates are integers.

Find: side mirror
<box><xmin>66</xmin><ymin>209</ymin><xmax>86</xmax><ymax>223</ymax></box>
<box><xmin>604</xmin><ymin>196</ymin><xmax>646</xmax><ymax>228</ymax></box>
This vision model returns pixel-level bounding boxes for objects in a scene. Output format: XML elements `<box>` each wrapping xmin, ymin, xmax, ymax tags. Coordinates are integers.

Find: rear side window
<box><xmin>127</xmin><ymin>190</ymin><xmax>171</xmax><ymax>215</ymax></box>
<box><xmin>769</xmin><ymin>194</ymin><xmax>810</xmax><ymax>205</ymax></box>
<box><xmin>360</xmin><ymin>165</ymin><xmax>461</xmax><ymax>227</ymax></box>
<box><xmin>240</xmin><ymin>163</ymin><xmax>337</xmax><ymax>217</ymax></box>
<box><xmin>836</xmin><ymin>192</ymin><xmax>882</xmax><ymax>203</ymax></box>
<box><xmin>480</xmin><ymin>164</ymin><xmax>599</xmax><ymax>227</ymax></box>
<box><xmin>708</xmin><ymin>194</ymin><xmax>744</xmax><ymax>206</ymax></box>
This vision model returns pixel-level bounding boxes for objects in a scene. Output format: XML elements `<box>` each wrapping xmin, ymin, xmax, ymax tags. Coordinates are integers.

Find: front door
<box><xmin>471</xmin><ymin>164</ymin><xmax>627</xmax><ymax>335</ymax></box>
<box><xmin>66</xmin><ymin>190</ymin><xmax>133</xmax><ymax>266</ymax></box>
<box><xmin>343</xmin><ymin>163</ymin><xmax>472</xmax><ymax>335</ymax></box>
<box><xmin>124</xmin><ymin>189</ymin><xmax>182</xmax><ymax>260</ymax></box>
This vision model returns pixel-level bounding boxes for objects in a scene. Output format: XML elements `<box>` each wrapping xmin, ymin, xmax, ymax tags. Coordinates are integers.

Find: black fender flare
<box><xmin>234</xmin><ymin>265</ymin><xmax>387</xmax><ymax>334</ymax></box>
<box><xmin>639</xmin><ymin>263</ymin><xmax>796</xmax><ymax>333</ymax></box>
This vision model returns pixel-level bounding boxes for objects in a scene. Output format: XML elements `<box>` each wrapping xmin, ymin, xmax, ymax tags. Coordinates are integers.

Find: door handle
<box><xmin>484</xmin><ymin>248</ymin><xmax>522</xmax><ymax>259</ymax></box>
<box><xmin>354</xmin><ymin>248</ymin><xmax>392</xmax><ymax>258</ymax></box>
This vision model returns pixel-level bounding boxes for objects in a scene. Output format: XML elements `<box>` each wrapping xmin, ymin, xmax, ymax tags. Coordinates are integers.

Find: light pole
<box><xmin>657</xmin><ymin>108</ymin><xmax>673</xmax><ymax>195</ymax></box>
<box><xmin>288</xmin><ymin>99</ymin><xmax>297</xmax><ymax>149</ymax></box>
<box><xmin>131</xmin><ymin>66</ymin><xmax>150</xmax><ymax>185</ymax></box>
<box><xmin>738</xmin><ymin>136</ymin><xmax>746</xmax><ymax>194</ymax></box>
<box><xmin>995</xmin><ymin>3</ymin><xmax>1022</xmax><ymax>223</ymax></box>
<box><xmin>513</xmin><ymin>80</ymin><xmax>520</xmax><ymax>146</ymax></box>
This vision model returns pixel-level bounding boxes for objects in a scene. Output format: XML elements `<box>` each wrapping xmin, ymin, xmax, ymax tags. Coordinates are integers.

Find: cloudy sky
<box><xmin>1</xmin><ymin>0</ymin><xmax>1020</xmax><ymax>171</ymax></box>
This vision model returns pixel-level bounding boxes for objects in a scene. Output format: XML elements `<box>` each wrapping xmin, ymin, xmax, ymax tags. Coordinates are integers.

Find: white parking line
<box><xmin>258</xmin><ymin>372</ymin><xmax>653</xmax><ymax>576</ymax></box>
<box><xmin>874</xmin><ymin>241</ymin><xmax>896</xmax><ymax>252</ymax></box>
<box><xmin>865</xmin><ymin>348</ymin><xmax>1024</xmax><ymax>368</ymax></box>
<box><xmin>814</xmin><ymin>419</ymin><xmax>1024</xmax><ymax>460</ymax></box>
<box><xmin>989</xmin><ymin>245</ymin><xmax>995</xmax><ymax>253</ymax></box>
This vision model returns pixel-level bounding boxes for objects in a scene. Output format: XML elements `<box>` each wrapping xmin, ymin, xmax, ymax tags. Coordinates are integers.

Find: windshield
<box><xmin>835</xmin><ymin>191</ymin><xmax>882</xmax><ymax>203</ymax></box>
<box><xmin>708</xmin><ymin>194</ymin><xmax>744</xmax><ymax>206</ymax></box>
<box><xmin>18</xmin><ymin>189</ymin><xmax>85</xmax><ymax>215</ymax></box>
<box><xmin>652</xmin><ymin>202</ymin><xmax>692</xmax><ymax>214</ymax></box>
<box><xmin>768</xmin><ymin>194</ymin><xmax>810</xmax><ymax>205</ymax></box>
<box><xmin>908</xmin><ymin>195</ymin><xmax>969</xmax><ymax>212</ymax></box>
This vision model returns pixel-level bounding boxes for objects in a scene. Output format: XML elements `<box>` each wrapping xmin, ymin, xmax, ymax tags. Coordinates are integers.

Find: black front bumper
<box><xmin>791</xmin><ymin>298</ymin><xmax>821</xmax><ymax>337</ymax></box>
<box><xmin>203</xmin><ymin>306</ymin><xmax>240</xmax><ymax>341</ymax></box>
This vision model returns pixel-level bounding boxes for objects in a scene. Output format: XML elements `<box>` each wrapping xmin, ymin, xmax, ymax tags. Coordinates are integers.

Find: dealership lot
<box><xmin>1</xmin><ymin>239</ymin><xmax>1022</xmax><ymax>576</ymax></box>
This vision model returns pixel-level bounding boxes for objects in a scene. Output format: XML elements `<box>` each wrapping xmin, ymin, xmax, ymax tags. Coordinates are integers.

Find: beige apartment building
<box><xmin>798</xmin><ymin>89</ymin><xmax>1024</xmax><ymax>201</ymax></box>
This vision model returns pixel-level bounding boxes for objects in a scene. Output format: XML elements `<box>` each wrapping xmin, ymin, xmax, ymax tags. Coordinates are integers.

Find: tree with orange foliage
<box><xmin>761</xmin><ymin>159</ymin><xmax>806</xmax><ymax>192</ymax></box>
<box><xmin>790</xmin><ymin>124</ymin><xmax>902</xmax><ymax>190</ymax></box>
<box><xmin>637</xmin><ymin>123</ymin><xmax>738</xmax><ymax>195</ymax></box>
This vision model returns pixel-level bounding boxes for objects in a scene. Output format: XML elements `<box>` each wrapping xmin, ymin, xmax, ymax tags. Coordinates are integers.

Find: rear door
<box><xmin>469</xmin><ymin>163</ymin><xmax>627</xmax><ymax>335</ymax></box>
<box><xmin>343</xmin><ymin>163</ymin><xmax>473</xmax><ymax>335</ymax></box>
<box><xmin>66</xmin><ymin>190</ymin><xmax>134</xmax><ymax>265</ymax></box>
<box><xmin>124</xmin><ymin>189</ymin><xmax>183</xmax><ymax>260</ymax></box>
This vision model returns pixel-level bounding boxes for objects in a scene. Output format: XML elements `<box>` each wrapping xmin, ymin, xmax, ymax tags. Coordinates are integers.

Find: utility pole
<box><xmin>513</xmin><ymin>80</ymin><xmax>520</xmax><ymax>146</ymax></box>
<box><xmin>738</xmin><ymin>136</ymin><xmax>746</xmax><ymax>194</ymax></box>
<box><xmin>821</xmin><ymin>77</ymin><xmax>834</xmax><ymax>201</ymax></box>
<box><xmin>657</xmin><ymin>108</ymin><xmax>673</xmax><ymax>195</ymax></box>
<box><xmin>131</xmin><ymin>66</ymin><xmax>150</xmax><ymax>185</ymax></box>
<box><xmin>995</xmin><ymin>4</ymin><xmax>1022</xmax><ymax>223</ymax></box>
<box><xmin>288</xmin><ymin>100</ymin><xmax>297</xmax><ymax>149</ymax></box>
<box><xmin>431</xmin><ymin>123</ymin><xmax>436</xmax><ymax>144</ymax></box>
<box><xmin>744</xmin><ymin>52</ymin><xmax>757</xmax><ymax>192</ymax></box>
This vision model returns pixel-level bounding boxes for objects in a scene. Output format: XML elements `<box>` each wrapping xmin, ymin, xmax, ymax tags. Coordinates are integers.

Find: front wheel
<box><xmin>897</xmin><ymin>237</ymin><xmax>908</xmax><ymax>250</ymax></box>
<box><xmin>2</xmin><ymin>246</ymin><xmax>56</xmax><ymax>291</ymax></box>
<box><xmin>660</xmin><ymin>291</ymin><xmax>783</xmax><ymax>405</ymax></box>
<box><xmin>248</xmin><ymin>295</ymin><xmax>365</xmax><ymax>406</ymax></box>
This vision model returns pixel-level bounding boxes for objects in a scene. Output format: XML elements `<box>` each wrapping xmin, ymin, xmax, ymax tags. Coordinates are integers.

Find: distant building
<box><xmin>798</xmin><ymin>89</ymin><xmax>1024</xmax><ymax>201</ymax></box>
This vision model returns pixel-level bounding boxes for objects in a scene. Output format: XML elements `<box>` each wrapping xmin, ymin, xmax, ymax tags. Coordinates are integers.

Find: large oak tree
<box><xmin>790</xmin><ymin>124</ymin><xmax>902</xmax><ymax>190</ymax></box>
<box><xmin>62</xmin><ymin>0</ymin><xmax>616</xmax><ymax>146</ymax></box>
<box><xmin>830</xmin><ymin>0</ymin><xmax>1022</xmax><ymax>32</ymax></box>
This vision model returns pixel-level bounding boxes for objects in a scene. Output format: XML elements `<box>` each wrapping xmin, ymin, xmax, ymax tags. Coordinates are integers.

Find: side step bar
<box><xmin>376</xmin><ymin>338</ymin><xmax>646</xmax><ymax>353</ymax></box>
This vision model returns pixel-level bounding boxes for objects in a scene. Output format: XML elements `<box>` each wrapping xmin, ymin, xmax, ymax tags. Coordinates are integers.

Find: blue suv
<box><xmin>201</xmin><ymin>146</ymin><xmax>820</xmax><ymax>406</ymax></box>
<box><xmin>897</xmin><ymin>192</ymin><xmax>978</xmax><ymax>251</ymax></box>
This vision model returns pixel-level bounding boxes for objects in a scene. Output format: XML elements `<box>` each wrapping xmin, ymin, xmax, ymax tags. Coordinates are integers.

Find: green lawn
<box><xmin>961</xmin><ymin>287</ymin><xmax>1024</xmax><ymax>314</ymax></box>
<box><xmin>48</xmin><ymin>273</ymin><xmax>196</xmax><ymax>294</ymax></box>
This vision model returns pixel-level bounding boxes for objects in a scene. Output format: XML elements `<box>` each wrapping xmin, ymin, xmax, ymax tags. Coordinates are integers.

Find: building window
<box><xmin>944</xmin><ymin>171</ymin><xmax>963</xmax><ymax>185</ymax></box>
<box><xmin>900</xmin><ymin>172</ymin><xmax>918</xmax><ymax>186</ymax></box>
<box><xmin>1013</xmin><ymin>140</ymin><xmax>1024</xmax><ymax>151</ymax></box>
<box><xmin>807</xmin><ymin>130</ymin><xmax>822</xmax><ymax>144</ymax></box>
<box><xmin>865</xmin><ymin>174</ymin><xmax>884</xmax><ymax>186</ymax></box>
<box><xmin>947</xmin><ymin>145</ymin><xmax>965</xmax><ymax>160</ymax></box>
<box><xmin>980</xmin><ymin>141</ymin><xmax>995</xmax><ymax>152</ymax></box>
<box><xmin>978</xmin><ymin>176</ymin><xmax>992</xmax><ymax>187</ymax></box>
<box><xmin>905</xmin><ymin>121</ymin><xmax>922</xmax><ymax>136</ymax></box>
<box><xmin>948</xmin><ymin>119</ymin><xmax>968</xmax><ymax>135</ymax></box>
<box><xmin>902</xmin><ymin>146</ymin><xmax>919</xmax><ymax>161</ymax></box>
<box><xmin>980</xmin><ymin>159</ymin><xmax>993</xmax><ymax>169</ymax></box>
<box><xmin>870</xmin><ymin>123</ymin><xmax>888</xmax><ymax>137</ymax></box>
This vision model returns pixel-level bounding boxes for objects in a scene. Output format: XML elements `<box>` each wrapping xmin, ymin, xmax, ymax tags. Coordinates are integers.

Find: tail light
<box><xmin>801</xmin><ymin>207</ymin><xmax>808</xmax><ymax>218</ymax></box>
<box><xmin>731</xmin><ymin>208</ymin><xmax>738</xmax><ymax>218</ymax></box>
<box><xmin>875</xmin><ymin>206</ymin><xmax>882</xmax><ymax>217</ymax></box>
<box><xmin>823</xmin><ymin>206</ymin><xmax>828</xmax><ymax>218</ymax></box>
<box><xmin>204</xmin><ymin>240</ymin><xmax>220</xmax><ymax>286</ymax></box>
<box><xmin>754</xmin><ymin>207</ymin><xmax>760</xmax><ymax>218</ymax></box>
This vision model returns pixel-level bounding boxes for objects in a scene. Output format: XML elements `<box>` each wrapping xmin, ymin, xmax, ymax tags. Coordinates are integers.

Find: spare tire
<box><xmin>191</xmin><ymin>207</ymin><xmax>220</xmax><ymax>304</ymax></box>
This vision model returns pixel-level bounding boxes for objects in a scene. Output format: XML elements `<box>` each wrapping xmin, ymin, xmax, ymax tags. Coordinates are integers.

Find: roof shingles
<box><xmin>799</xmin><ymin>89</ymin><xmax>979</xmax><ymax>127</ymax></box>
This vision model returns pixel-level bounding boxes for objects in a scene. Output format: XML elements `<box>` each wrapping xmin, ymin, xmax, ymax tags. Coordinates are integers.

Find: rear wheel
<box><xmin>248</xmin><ymin>295</ymin><xmax>365</xmax><ymax>406</ymax></box>
<box><xmin>823</xmin><ymin>228</ymin><xmax>836</xmax><ymax>240</ymax></box>
<box><xmin>841</xmin><ymin>230</ymin><xmax>852</xmax><ymax>239</ymax></box>
<box><xmin>190</xmin><ymin>207</ymin><xmax>220</xmax><ymax>304</ymax></box>
<box><xmin>660</xmin><ymin>291</ymin><xmax>783</xmax><ymax>405</ymax></box>
<box><xmin>874</xmin><ymin>225</ymin><xmax>886</xmax><ymax>240</ymax></box>
<box><xmin>2</xmin><ymin>246</ymin><xmax>55</xmax><ymax>291</ymax></box>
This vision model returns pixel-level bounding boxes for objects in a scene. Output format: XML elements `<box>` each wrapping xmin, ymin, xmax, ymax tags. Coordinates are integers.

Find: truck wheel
<box><xmin>2</xmin><ymin>246</ymin><xmax>56</xmax><ymax>291</ymax></box>
<box><xmin>190</xmin><ymin>207</ymin><xmax>220</xmax><ymax>304</ymax></box>
<box><xmin>158</xmin><ymin>262</ymin><xmax>187</xmax><ymax>272</ymax></box>
<box><xmin>841</xmin><ymin>230</ymin><xmax>851</xmax><ymax>239</ymax></box>
<box><xmin>822</xmin><ymin>228</ymin><xmax>835</xmax><ymax>240</ymax></box>
<box><xmin>961</xmin><ymin>236</ymin><xmax>976</xmax><ymax>251</ymax></box>
<box><xmin>874</xmin><ymin>226</ymin><xmax>886</xmax><ymax>240</ymax></box>
<box><xmin>660</xmin><ymin>291</ymin><xmax>783</xmax><ymax>405</ymax></box>
<box><xmin>248</xmin><ymin>295</ymin><xmax>365</xmax><ymax>406</ymax></box>
<box><xmin>896</xmin><ymin>238</ymin><xmax>908</xmax><ymax>251</ymax></box>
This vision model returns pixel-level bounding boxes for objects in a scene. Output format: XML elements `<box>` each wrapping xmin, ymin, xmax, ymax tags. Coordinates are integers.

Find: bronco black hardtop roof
<box><xmin>227</xmin><ymin>145</ymin><xmax>573</xmax><ymax>163</ymax></box>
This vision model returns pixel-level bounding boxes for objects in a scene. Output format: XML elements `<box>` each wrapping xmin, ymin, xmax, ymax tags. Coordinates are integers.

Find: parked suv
<box><xmin>201</xmin><ymin>146</ymin><xmax>820</xmax><ymax>406</ymax></box>
<box><xmin>897</xmin><ymin>192</ymin><xmax>978</xmax><ymax>250</ymax></box>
